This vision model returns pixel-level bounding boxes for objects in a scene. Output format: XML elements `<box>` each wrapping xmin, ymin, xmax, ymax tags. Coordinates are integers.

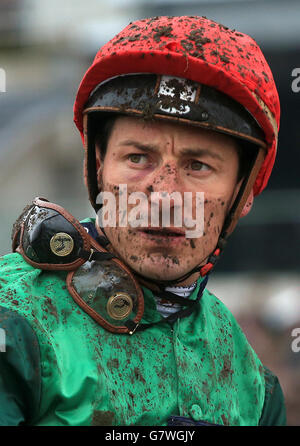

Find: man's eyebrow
<box><xmin>180</xmin><ymin>147</ymin><xmax>225</xmax><ymax>162</ymax></box>
<box><xmin>120</xmin><ymin>139</ymin><xmax>160</xmax><ymax>153</ymax></box>
<box><xmin>120</xmin><ymin>139</ymin><xmax>225</xmax><ymax>161</ymax></box>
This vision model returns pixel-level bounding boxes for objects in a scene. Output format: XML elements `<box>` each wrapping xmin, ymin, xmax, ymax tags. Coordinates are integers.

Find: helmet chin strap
<box><xmin>95</xmin><ymin>146</ymin><xmax>265</xmax><ymax>291</ymax></box>
<box><xmin>198</xmin><ymin>145</ymin><xmax>266</xmax><ymax>277</ymax></box>
<box><xmin>95</xmin><ymin>222</ymin><xmax>203</xmax><ymax>291</ymax></box>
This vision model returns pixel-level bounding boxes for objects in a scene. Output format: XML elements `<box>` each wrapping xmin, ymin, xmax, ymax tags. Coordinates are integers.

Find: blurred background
<box><xmin>0</xmin><ymin>0</ymin><xmax>299</xmax><ymax>425</ymax></box>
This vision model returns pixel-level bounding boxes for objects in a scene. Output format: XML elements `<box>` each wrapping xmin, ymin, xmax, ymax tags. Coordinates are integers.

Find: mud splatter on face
<box><xmin>96</xmin><ymin>116</ymin><xmax>240</xmax><ymax>285</ymax></box>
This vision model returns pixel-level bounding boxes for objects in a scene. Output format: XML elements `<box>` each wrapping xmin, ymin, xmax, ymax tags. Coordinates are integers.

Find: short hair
<box><xmin>95</xmin><ymin>115</ymin><xmax>119</xmax><ymax>162</ymax></box>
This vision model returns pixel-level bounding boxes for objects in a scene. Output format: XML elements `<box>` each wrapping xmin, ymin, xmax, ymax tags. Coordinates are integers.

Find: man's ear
<box><xmin>240</xmin><ymin>189</ymin><xmax>254</xmax><ymax>217</ymax></box>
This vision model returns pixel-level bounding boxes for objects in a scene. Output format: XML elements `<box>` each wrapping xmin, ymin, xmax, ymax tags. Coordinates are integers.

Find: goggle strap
<box><xmin>78</xmin><ymin>248</ymin><xmax>116</xmax><ymax>262</ymax></box>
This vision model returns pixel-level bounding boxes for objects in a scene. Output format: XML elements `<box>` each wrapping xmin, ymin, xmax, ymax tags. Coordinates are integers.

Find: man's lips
<box><xmin>137</xmin><ymin>227</ymin><xmax>186</xmax><ymax>238</ymax></box>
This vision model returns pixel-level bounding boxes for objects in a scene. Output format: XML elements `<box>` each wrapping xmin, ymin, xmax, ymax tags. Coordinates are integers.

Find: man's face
<box><xmin>96</xmin><ymin>116</ymin><xmax>241</xmax><ymax>285</ymax></box>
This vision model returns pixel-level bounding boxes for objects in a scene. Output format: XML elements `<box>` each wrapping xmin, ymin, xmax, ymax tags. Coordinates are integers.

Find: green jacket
<box><xmin>0</xmin><ymin>252</ymin><xmax>286</xmax><ymax>426</ymax></box>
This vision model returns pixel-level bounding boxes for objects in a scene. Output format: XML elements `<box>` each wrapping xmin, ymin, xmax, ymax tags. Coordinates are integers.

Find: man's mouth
<box><xmin>138</xmin><ymin>228</ymin><xmax>185</xmax><ymax>238</ymax></box>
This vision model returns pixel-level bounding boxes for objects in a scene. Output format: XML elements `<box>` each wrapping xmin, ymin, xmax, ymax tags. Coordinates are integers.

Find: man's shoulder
<box><xmin>200</xmin><ymin>286</ymin><xmax>264</xmax><ymax>372</ymax></box>
<box><xmin>201</xmin><ymin>287</ymin><xmax>286</xmax><ymax>425</ymax></box>
<box><xmin>0</xmin><ymin>252</ymin><xmax>66</xmax><ymax>313</ymax></box>
<box><xmin>201</xmin><ymin>286</ymin><xmax>242</xmax><ymax>327</ymax></box>
<box><xmin>0</xmin><ymin>252</ymin><xmax>39</xmax><ymax>286</ymax></box>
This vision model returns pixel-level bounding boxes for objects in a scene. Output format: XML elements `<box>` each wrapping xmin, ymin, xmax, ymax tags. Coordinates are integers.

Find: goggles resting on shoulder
<box><xmin>12</xmin><ymin>197</ymin><xmax>144</xmax><ymax>335</ymax></box>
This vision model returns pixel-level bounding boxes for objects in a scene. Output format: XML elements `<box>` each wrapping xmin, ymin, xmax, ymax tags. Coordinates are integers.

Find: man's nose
<box><xmin>145</xmin><ymin>161</ymin><xmax>184</xmax><ymax>227</ymax></box>
<box><xmin>148</xmin><ymin>161</ymin><xmax>182</xmax><ymax>195</ymax></box>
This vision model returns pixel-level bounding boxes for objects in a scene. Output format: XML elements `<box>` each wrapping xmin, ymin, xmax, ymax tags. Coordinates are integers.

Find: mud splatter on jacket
<box><xmin>0</xmin><ymin>245</ymin><xmax>286</xmax><ymax>426</ymax></box>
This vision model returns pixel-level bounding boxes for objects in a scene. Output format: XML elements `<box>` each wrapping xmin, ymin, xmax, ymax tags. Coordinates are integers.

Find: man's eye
<box><xmin>190</xmin><ymin>160</ymin><xmax>209</xmax><ymax>171</ymax></box>
<box><xmin>128</xmin><ymin>154</ymin><xmax>147</xmax><ymax>164</ymax></box>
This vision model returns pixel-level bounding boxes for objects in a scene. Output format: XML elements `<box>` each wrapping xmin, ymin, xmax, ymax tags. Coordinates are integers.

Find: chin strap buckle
<box><xmin>200</xmin><ymin>234</ymin><xmax>228</xmax><ymax>277</ymax></box>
